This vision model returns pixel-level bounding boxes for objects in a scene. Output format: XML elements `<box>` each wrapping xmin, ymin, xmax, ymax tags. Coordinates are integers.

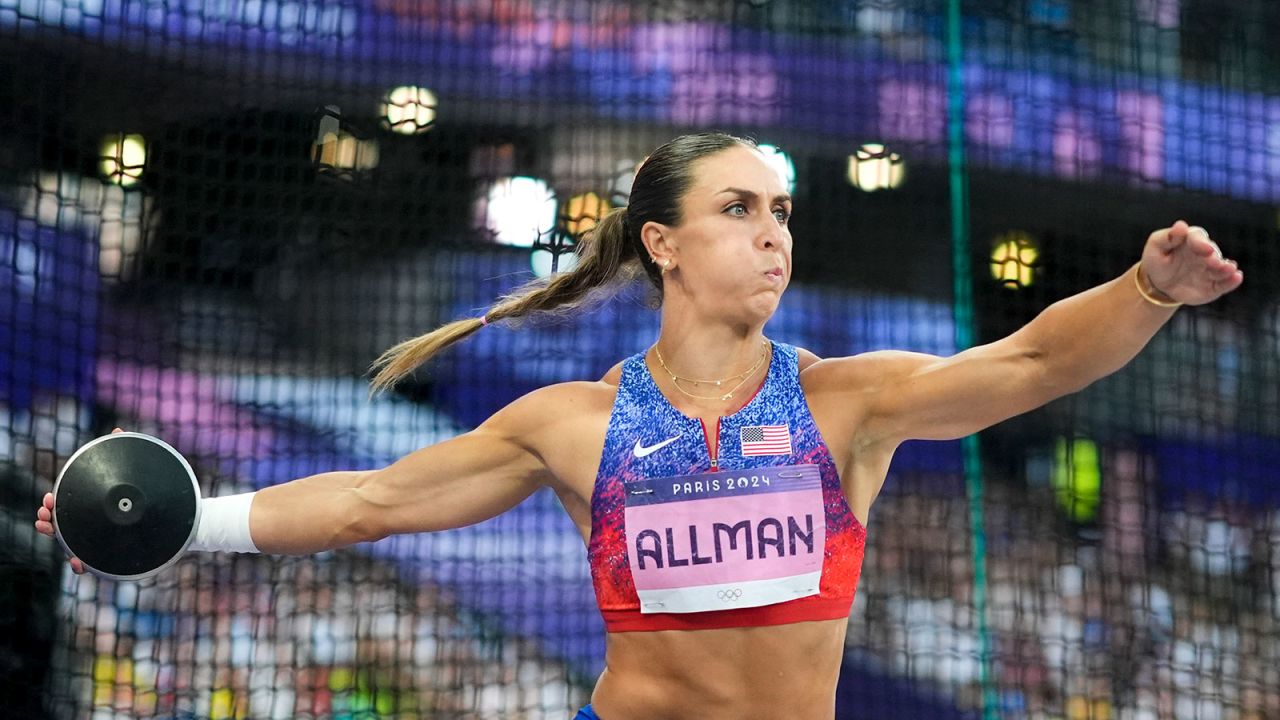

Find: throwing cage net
<box><xmin>2</xmin><ymin>0</ymin><xmax>1278</xmax><ymax>718</ymax></box>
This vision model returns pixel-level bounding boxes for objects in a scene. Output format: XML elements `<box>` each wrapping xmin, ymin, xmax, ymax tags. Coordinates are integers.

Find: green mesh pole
<box><xmin>945</xmin><ymin>1</ymin><xmax>998</xmax><ymax>717</ymax></box>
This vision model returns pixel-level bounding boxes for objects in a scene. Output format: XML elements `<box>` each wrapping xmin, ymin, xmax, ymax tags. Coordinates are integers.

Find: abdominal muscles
<box><xmin>591</xmin><ymin>618</ymin><xmax>848</xmax><ymax>720</ymax></box>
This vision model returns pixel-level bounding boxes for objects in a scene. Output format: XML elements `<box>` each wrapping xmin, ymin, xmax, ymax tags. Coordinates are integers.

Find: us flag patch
<box><xmin>740</xmin><ymin>425</ymin><xmax>792</xmax><ymax>456</ymax></box>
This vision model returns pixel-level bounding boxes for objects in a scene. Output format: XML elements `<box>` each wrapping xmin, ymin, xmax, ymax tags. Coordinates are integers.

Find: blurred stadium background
<box><xmin>1</xmin><ymin>0</ymin><xmax>1278</xmax><ymax>718</ymax></box>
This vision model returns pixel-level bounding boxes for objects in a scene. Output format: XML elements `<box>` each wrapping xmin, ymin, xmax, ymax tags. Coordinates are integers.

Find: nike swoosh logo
<box><xmin>633</xmin><ymin>435</ymin><xmax>681</xmax><ymax>458</ymax></box>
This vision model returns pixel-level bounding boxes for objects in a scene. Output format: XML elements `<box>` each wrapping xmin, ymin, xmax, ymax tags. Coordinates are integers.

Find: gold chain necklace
<box><xmin>653</xmin><ymin>340</ymin><xmax>769</xmax><ymax>402</ymax></box>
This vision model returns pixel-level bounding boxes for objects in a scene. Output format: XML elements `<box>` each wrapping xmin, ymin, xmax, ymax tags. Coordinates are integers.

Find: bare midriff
<box><xmin>588</xmin><ymin>617</ymin><xmax>848</xmax><ymax>720</ymax></box>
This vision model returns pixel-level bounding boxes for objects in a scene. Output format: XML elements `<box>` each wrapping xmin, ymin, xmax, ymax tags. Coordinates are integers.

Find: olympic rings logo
<box><xmin>716</xmin><ymin>589</ymin><xmax>743</xmax><ymax>602</ymax></box>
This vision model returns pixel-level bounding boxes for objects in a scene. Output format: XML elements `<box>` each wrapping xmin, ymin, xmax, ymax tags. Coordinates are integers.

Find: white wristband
<box><xmin>189</xmin><ymin>492</ymin><xmax>260</xmax><ymax>553</ymax></box>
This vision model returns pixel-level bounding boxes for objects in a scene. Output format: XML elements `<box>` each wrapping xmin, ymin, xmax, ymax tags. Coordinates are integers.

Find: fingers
<box><xmin>1185</xmin><ymin>225</ymin><xmax>1218</xmax><ymax>258</ymax></box>
<box><xmin>1146</xmin><ymin>221</ymin><xmax>1245</xmax><ymax>303</ymax></box>
<box><xmin>31</xmin><ymin>515</ymin><xmax>85</xmax><ymax>573</ymax></box>
<box><xmin>1153</xmin><ymin>220</ymin><xmax>1190</xmax><ymax>253</ymax></box>
<box><xmin>34</xmin><ymin>498</ymin><xmax>82</xmax><ymax>573</ymax></box>
<box><xmin>1209</xmin><ymin>259</ymin><xmax>1239</xmax><ymax>280</ymax></box>
<box><xmin>34</xmin><ymin>432</ymin><xmax>126</xmax><ymax>577</ymax></box>
<box><xmin>1218</xmin><ymin>259</ymin><xmax>1244</xmax><ymax>287</ymax></box>
<box><xmin>35</xmin><ymin>492</ymin><xmax>54</xmax><ymax>537</ymax></box>
<box><xmin>1185</xmin><ymin>226</ymin><xmax>1245</xmax><ymax>297</ymax></box>
<box><xmin>1175</xmin><ymin>224</ymin><xmax>1239</xmax><ymax>270</ymax></box>
<box><xmin>1187</xmin><ymin>226</ymin><xmax>1229</xmax><ymax>265</ymax></box>
<box><xmin>1186</xmin><ymin>227</ymin><xmax>1243</xmax><ymax>278</ymax></box>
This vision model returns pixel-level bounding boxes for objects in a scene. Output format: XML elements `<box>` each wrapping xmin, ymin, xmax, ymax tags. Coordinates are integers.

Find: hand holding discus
<box><xmin>35</xmin><ymin>428</ymin><xmax>202</xmax><ymax>579</ymax></box>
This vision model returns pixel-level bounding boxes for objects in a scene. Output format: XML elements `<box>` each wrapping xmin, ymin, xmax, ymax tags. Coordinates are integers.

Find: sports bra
<box><xmin>587</xmin><ymin>341</ymin><xmax>866</xmax><ymax>632</ymax></box>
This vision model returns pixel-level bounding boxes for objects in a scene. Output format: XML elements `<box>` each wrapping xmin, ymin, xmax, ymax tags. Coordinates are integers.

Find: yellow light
<box><xmin>561</xmin><ymin>192</ymin><xmax>610</xmax><ymax>237</ymax></box>
<box><xmin>382</xmin><ymin>85</ymin><xmax>437</xmax><ymax>135</ymax></box>
<box><xmin>313</xmin><ymin>131</ymin><xmax>379</xmax><ymax>171</ymax></box>
<box><xmin>100</xmin><ymin>134</ymin><xmax>146</xmax><ymax>187</ymax></box>
<box><xmin>846</xmin><ymin>143</ymin><xmax>904</xmax><ymax>191</ymax></box>
<box><xmin>989</xmin><ymin>231</ymin><xmax>1039</xmax><ymax>288</ymax></box>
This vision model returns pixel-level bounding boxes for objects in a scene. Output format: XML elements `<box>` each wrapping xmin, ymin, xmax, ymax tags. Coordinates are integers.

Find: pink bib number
<box><xmin>623</xmin><ymin>464</ymin><xmax>825</xmax><ymax>614</ymax></box>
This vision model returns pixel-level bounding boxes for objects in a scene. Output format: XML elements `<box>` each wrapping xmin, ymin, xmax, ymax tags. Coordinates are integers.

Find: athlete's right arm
<box><xmin>36</xmin><ymin>386</ymin><xmax>575</xmax><ymax>566</ymax></box>
<box><xmin>250</xmin><ymin>386</ymin><xmax>561</xmax><ymax>554</ymax></box>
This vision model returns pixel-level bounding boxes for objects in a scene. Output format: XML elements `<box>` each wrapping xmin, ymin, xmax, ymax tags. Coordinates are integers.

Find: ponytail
<box><xmin>367</xmin><ymin>207</ymin><xmax>648</xmax><ymax>396</ymax></box>
<box><xmin>368</xmin><ymin>131</ymin><xmax>755</xmax><ymax>396</ymax></box>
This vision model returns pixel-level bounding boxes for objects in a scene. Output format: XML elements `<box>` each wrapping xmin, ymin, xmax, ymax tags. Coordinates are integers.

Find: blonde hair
<box><xmin>366</xmin><ymin>132</ymin><xmax>757</xmax><ymax>396</ymax></box>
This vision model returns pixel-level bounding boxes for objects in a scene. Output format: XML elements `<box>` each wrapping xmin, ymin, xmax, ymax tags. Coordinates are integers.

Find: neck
<box><xmin>650</xmin><ymin>312</ymin><xmax>768</xmax><ymax>383</ymax></box>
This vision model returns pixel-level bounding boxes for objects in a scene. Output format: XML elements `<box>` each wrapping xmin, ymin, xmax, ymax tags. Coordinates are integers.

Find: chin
<box><xmin>742</xmin><ymin>297</ymin><xmax>782</xmax><ymax>326</ymax></box>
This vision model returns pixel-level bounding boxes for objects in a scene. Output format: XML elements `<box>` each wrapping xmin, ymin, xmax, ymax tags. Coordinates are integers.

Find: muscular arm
<box><xmin>249</xmin><ymin>385</ymin><xmax>562</xmax><ymax>554</ymax></box>
<box><xmin>854</xmin><ymin>264</ymin><xmax>1171</xmax><ymax>444</ymax></box>
<box><xmin>824</xmin><ymin>222</ymin><xmax>1242</xmax><ymax>448</ymax></box>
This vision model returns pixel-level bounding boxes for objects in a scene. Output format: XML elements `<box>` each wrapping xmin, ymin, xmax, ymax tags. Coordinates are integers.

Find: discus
<box><xmin>52</xmin><ymin>432</ymin><xmax>201</xmax><ymax>580</ymax></box>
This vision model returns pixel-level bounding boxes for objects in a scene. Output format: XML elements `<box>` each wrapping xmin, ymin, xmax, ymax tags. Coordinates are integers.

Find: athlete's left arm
<box><xmin>821</xmin><ymin>221</ymin><xmax>1242</xmax><ymax>447</ymax></box>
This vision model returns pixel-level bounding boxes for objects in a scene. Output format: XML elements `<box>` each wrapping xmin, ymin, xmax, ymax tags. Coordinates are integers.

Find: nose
<box><xmin>756</xmin><ymin>215</ymin><xmax>787</xmax><ymax>250</ymax></box>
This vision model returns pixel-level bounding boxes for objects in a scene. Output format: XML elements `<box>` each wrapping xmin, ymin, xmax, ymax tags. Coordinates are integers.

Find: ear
<box><xmin>640</xmin><ymin>221</ymin><xmax>677</xmax><ymax>268</ymax></box>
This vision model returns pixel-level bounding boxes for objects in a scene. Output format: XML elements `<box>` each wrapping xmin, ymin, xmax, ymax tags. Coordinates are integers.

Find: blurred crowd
<box><xmin>47</xmin><ymin>553</ymin><xmax>587</xmax><ymax>719</ymax></box>
<box><xmin>850</xmin><ymin>448</ymin><xmax>1280</xmax><ymax>720</ymax></box>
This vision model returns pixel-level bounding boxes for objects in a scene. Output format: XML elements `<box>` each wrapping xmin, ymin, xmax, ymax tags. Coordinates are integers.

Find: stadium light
<box><xmin>479</xmin><ymin>176</ymin><xmax>557</xmax><ymax>247</ymax></box>
<box><xmin>100</xmin><ymin>134</ymin><xmax>146</xmax><ymax>187</ymax></box>
<box><xmin>313</xmin><ymin>131</ymin><xmax>379</xmax><ymax>171</ymax></box>
<box><xmin>990</xmin><ymin>231</ymin><xmax>1040</xmax><ymax>289</ymax></box>
<box><xmin>531</xmin><ymin>247</ymin><xmax>580</xmax><ymax>279</ymax></box>
<box><xmin>381</xmin><ymin>85</ymin><xmax>437</xmax><ymax>135</ymax></box>
<box><xmin>757</xmin><ymin>144</ymin><xmax>796</xmax><ymax>193</ymax></box>
<box><xmin>561</xmin><ymin>192</ymin><xmax>610</xmax><ymax>237</ymax></box>
<box><xmin>846</xmin><ymin>143</ymin><xmax>904</xmax><ymax>191</ymax></box>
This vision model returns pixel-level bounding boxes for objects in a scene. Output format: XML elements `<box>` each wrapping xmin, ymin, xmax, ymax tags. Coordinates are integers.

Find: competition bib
<box><xmin>623</xmin><ymin>464</ymin><xmax>825</xmax><ymax>614</ymax></box>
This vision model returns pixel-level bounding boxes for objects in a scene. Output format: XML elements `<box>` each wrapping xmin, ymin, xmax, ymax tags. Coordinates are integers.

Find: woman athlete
<box><xmin>37</xmin><ymin>133</ymin><xmax>1243</xmax><ymax>719</ymax></box>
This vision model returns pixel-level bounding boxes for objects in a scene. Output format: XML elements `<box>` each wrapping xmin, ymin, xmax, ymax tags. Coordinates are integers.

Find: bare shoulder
<box><xmin>492</xmin><ymin>378</ymin><xmax>618</xmax><ymax>433</ymax></box>
<box><xmin>794</xmin><ymin>345</ymin><xmax>822</xmax><ymax>370</ymax></box>
<box><xmin>600</xmin><ymin>360</ymin><xmax>625</xmax><ymax>385</ymax></box>
<box><xmin>800</xmin><ymin>349</ymin><xmax>938</xmax><ymax>394</ymax></box>
<box><xmin>497</xmin><ymin>377</ymin><xmax>619</xmax><ymax>518</ymax></box>
<box><xmin>800</xmin><ymin>350</ymin><xmax>943</xmax><ymax>452</ymax></box>
<box><xmin>483</xmin><ymin>378</ymin><xmax>617</xmax><ymax>488</ymax></box>
<box><xmin>791</xmin><ymin>345</ymin><xmax>934</xmax><ymax>381</ymax></box>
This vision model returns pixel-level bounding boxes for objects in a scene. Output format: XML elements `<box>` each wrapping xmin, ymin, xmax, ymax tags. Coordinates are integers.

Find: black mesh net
<box><xmin>2</xmin><ymin>1</ymin><xmax>1278</xmax><ymax>718</ymax></box>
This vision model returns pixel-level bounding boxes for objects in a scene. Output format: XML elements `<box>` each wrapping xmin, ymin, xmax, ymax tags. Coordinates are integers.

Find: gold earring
<box><xmin>661</xmin><ymin>259</ymin><xmax>671</xmax><ymax>273</ymax></box>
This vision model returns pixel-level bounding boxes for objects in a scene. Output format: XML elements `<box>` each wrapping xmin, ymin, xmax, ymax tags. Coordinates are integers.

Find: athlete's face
<box><xmin>646</xmin><ymin>145</ymin><xmax>794</xmax><ymax>325</ymax></box>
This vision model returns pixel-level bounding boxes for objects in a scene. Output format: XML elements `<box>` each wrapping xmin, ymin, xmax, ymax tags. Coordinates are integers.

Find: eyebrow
<box><xmin>717</xmin><ymin>187</ymin><xmax>792</xmax><ymax>205</ymax></box>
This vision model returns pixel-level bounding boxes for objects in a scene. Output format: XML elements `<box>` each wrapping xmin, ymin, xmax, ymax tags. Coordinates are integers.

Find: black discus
<box><xmin>53</xmin><ymin>432</ymin><xmax>201</xmax><ymax>580</ymax></box>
